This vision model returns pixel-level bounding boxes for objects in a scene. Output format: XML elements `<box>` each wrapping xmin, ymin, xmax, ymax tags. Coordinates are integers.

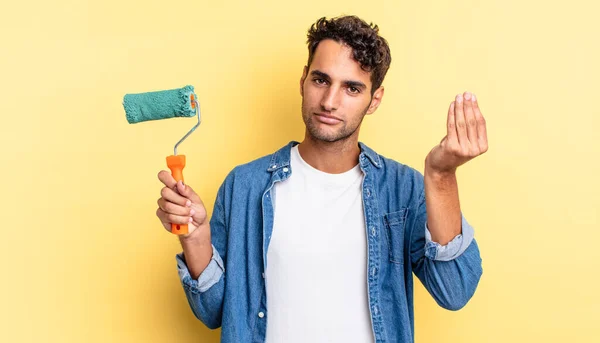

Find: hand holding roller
<box><xmin>123</xmin><ymin>86</ymin><xmax>202</xmax><ymax>235</ymax></box>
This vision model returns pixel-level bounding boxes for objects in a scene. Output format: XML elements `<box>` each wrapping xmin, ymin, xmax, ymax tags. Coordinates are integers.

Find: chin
<box><xmin>308</xmin><ymin>129</ymin><xmax>344</xmax><ymax>143</ymax></box>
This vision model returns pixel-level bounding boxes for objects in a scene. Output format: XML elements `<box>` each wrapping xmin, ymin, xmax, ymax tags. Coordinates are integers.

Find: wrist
<box><xmin>425</xmin><ymin>164</ymin><xmax>456</xmax><ymax>180</ymax></box>
<box><xmin>424</xmin><ymin>165</ymin><xmax>457</xmax><ymax>193</ymax></box>
<box><xmin>425</xmin><ymin>154</ymin><xmax>456</xmax><ymax>177</ymax></box>
<box><xmin>179</xmin><ymin>223</ymin><xmax>211</xmax><ymax>244</ymax></box>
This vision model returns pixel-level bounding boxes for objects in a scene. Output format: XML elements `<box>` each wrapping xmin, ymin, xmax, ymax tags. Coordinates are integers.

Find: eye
<box><xmin>348</xmin><ymin>86</ymin><xmax>360</xmax><ymax>94</ymax></box>
<box><xmin>313</xmin><ymin>78</ymin><xmax>327</xmax><ymax>85</ymax></box>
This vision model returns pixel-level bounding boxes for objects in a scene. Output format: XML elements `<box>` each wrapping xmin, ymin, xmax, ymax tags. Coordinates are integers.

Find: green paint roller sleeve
<box><xmin>123</xmin><ymin>85</ymin><xmax>197</xmax><ymax>124</ymax></box>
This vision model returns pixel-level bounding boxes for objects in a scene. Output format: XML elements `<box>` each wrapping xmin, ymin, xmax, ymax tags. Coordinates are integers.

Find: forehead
<box><xmin>309</xmin><ymin>39</ymin><xmax>371</xmax><ymax>86</ymax></box>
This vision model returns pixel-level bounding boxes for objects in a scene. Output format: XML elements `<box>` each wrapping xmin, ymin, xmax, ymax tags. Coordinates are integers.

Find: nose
<box><xmin>320</xmin><ymin>86</ymin><xmax>340</xmax><ymax>112</ymax></box>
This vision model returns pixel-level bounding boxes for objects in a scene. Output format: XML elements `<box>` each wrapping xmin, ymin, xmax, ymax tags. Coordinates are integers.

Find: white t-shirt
<box><xmin>265</xmin><ymin>145</ymin><xmax>374</xmax><ymax>343</ymax></box>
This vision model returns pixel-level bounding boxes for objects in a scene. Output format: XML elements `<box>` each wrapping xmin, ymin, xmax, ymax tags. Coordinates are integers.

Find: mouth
<box><xmin>314</xmin><ymin>113</ymin><xmax>342</xmax><ymax>125</ymax></box>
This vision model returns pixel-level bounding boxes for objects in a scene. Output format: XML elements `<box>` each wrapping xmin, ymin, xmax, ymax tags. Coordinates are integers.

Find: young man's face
<box><xmin>300</xmin><ymin>39</ymin><xmax>384</xmax><ymax>143</ymax></box>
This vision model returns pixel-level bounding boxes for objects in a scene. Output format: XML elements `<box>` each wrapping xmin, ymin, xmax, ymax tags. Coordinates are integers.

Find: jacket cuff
<box><xmin>176</xmin><ymin>245</ymin><xmax>224</xmax><ymax>292</ymax></box>
<box><xmin>424</xmin><ymin>214</ymin><xmax>475</xmax><ymax>261</ymax></box>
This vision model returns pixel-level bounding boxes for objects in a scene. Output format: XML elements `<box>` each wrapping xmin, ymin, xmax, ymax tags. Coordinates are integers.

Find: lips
<box><xmin>314</xmin><ymin>113</ymin><xmax>342</xmax><ymax>125</ymax></box>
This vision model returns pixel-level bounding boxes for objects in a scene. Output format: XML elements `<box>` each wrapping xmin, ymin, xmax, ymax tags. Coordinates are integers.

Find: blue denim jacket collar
<box><xmin>266</xmin><ymin>140</ymin><xmax>382</xmax><ymax>173</ymax></box>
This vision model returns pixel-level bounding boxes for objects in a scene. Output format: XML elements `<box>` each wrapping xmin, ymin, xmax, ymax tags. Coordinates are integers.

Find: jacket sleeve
<box><xmin>175</xmin><ymin>178</ymin><xmax>229</xmax><ymax>329</ymax></box>
<box><xmin>409</xmin><ymin>187</ymin><xmax>483</xmax><ymax>311</ymax></box>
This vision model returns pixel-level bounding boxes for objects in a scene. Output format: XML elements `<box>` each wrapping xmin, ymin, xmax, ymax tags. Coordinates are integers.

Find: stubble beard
<box><xmin>301</xmin><ymin>99</ymin><xmax>369</xmax><ymax>144</ymax></box>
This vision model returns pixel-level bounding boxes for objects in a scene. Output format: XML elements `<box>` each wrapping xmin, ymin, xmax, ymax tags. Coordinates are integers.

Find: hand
<box><xmin>156</xmin><ymin>170</ymin><xmax>209</xmax><ymax>237</ymax></box>
<box><xmin>425</xmin><ymin>92</ymin><xmax>488</xmax><ymax>174</ymax></box>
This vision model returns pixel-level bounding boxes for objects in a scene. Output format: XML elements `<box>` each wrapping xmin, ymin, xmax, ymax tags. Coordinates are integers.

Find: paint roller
<box><xmin>123</xmin><ymin>85</ymin><xmax>201</xmax><ymax>235</ymax></box>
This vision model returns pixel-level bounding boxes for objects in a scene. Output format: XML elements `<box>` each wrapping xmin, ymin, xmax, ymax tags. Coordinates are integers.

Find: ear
<box><xmin>300</xmin><ymin>65</ymin><xmax>308</xmax><ymax>97</ymax></box>
<box><xmin>366</xmin><ymin>86</ymin><xmax>385</xmax><ymax>115</ymax></box>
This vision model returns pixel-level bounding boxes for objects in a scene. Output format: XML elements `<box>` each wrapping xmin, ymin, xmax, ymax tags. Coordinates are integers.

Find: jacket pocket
<box><xmin>384</xmin><ymin>208</ymin><xmax>408</xmax><ymax>264</ymax></box>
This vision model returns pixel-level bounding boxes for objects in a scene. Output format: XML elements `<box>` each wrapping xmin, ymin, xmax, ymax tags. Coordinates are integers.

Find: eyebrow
<box><xmin>310</xmin><ymin>70</ymin><xmax>368</xmax><ymax>91</ymax></box>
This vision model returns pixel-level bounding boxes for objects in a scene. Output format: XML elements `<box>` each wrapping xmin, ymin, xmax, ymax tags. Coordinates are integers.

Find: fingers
<box><xmin>472</xmin><ymin>94</ymin><xmax>488</xmax><ymax>153</ymax></box>
<box><xmin>161</xmin><ymin>185</ymin><xmax>191</xmax><ymax>207</ymax></box>
<box><xmin>157</xmin><ymin>197</ymin><xmax>194</xmax><ymax>217</ymax></box>
<box><xmin>158</xmin><ymin>170</ymin><xmax>177</xmax><ymax>190</ymax></box>
<box><xmin>176</xmin><ymin>180</ymin><xmax>201</xmax><ymax>204</ymax></box>
<box><xmin>454</xmin><ymin>94</ymin><xmax>468</xmax><ymax>148</ymax></box>
<box><xmin>156</xmin><ymin>208</ymin><xmax>193</xmax><ymax>227</ymax></box>
<box><xmin>462</xmin><ymin>92</ymin><xmax>478</xmax><ymax>148</ymax></box>
<box><xmin>159</xmin><ymin>170</ymin><xmax>202</xmax><ymax>203</ymax></box>
<box><xmin>446</xmin><ymin>101</ymin><xmax>458</xmax><ymax>145</ymax></box>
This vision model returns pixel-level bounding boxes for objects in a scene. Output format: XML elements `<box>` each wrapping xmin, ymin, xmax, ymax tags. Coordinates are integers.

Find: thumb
<box><xmin>176</xmin><ymin>181</ymin><xmax>200</xmax><ymax>203</ymax></box>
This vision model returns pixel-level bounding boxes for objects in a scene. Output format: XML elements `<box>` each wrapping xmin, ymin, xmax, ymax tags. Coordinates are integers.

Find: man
<box><xmin>156</xmin><ymin>15</ymin><xmax>486</xmax><ymax>343</ymax></box>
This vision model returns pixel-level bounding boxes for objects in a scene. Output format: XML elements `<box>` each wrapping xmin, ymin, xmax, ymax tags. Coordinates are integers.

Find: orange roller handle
<box><xmin>167</xmin><ymin>154</ymin><xmax>188</xmax><ymax>235</ymax></box>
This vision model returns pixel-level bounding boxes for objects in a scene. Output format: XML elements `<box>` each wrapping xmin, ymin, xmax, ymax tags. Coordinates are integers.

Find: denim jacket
<box><xmin>176</xmin><ymin>141</ymin><xmax>483</xmax><ymax>343</ymax></box>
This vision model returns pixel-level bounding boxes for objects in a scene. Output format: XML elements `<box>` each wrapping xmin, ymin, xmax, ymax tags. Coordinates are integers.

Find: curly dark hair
<box><xmin>306</xmin><ymin>15</ymin><xmax>392</xmax><ymax>95</ymax></box>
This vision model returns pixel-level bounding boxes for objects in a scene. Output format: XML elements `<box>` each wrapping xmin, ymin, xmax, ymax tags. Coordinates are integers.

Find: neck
<box><xmin>297</xmin><ymin>133</ymin><xmax>361</xmax><ymax>174</ymax></box>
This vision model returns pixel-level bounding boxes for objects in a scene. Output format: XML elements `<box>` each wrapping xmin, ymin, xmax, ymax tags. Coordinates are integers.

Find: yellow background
<box><xmin>1</xmin><ymin>0</ymin><xmax>598</xmax><ymax>342</ymax></box>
